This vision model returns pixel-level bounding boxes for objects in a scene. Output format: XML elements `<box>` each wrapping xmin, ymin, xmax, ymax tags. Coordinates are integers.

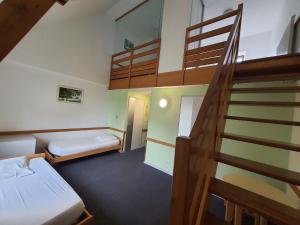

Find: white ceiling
<box><xmin>40</xmin><ymin>0</ymin><xmax>119</xmax><ymax>25</ymax></box>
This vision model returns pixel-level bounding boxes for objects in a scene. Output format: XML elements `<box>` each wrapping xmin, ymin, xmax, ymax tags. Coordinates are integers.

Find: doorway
<box><xmin>125</xmin><ymin>96</ymin><xmax>148</xmax><ymax>151</ymax></box>
<box><xmin>178</xmin><ymin>96</ymin><xmax>204</xmax><ymax>136</ymax></box>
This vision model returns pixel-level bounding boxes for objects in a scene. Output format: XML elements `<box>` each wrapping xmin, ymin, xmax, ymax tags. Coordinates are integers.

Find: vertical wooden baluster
<box><xmin>128</xmin><ymin>50</ymin><xmax>134</xmax><ymax>88</ymax></box>
<box><xmin>182</xmin><ymin>29</ymin><xmax>189</xmax><ymax>85</ymax></box>
<box><xmin>234</xmin><ymin>205</ymin><xmax>243</xmax><ymax>225</ymax></box>
<box><xmin>155</xmin><ymin>39</ymin><xmax>161</xmax><ymax>87</ymax></box>
<box><xmin>109</xmin><ymin>55</ymin><xmax>114</xmax><ymax>90</ymax></box>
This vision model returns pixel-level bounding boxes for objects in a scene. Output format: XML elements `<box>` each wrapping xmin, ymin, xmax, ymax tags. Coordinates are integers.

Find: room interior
<box><xmin>0</xmin><ymin>0</ymin><xmax>300</xmax><ymax>225</ymax></box>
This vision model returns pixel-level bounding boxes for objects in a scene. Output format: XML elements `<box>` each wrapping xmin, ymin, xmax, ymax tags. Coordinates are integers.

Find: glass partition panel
<box><xmin>114</xmin><ymin>0</ymin><xmax>164</xmax><ymax>54</ymax></box>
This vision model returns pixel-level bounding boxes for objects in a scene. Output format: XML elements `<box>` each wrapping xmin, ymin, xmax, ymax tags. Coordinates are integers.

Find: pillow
<box><xmin>95</xmin><ymin>134</ymin><xmax>118</xmax><ymax>142</ymax></box>
<box><xmin>0</xmin><ymin>156</ymin><xmax>34</xmax><ymax>180</ymax></box>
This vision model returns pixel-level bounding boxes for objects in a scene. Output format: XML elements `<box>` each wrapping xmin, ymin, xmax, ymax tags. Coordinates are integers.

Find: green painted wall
<box><xmin>109</xmin><ymin>90</ymin><xmax>129</xmax><ymax>139</ymax></box>
<box><xmin>109</xmin><ymin>82</ymin><xmax>295</xmax><ymax>190</ymax></box>
<box><xmin>145</xmin><ymin>85</ymin><xmax>208</xmax><ymax>174</ymax></box>
<box><xmin>217</xmin><ymin>81</ymin><xmax>296</xmax><ymax>190</ymax></box>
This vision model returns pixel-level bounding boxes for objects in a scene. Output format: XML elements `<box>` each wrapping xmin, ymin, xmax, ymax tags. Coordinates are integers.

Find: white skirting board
<box><xmin>144</xmin><ymin>161</ymin><xmax>173</xmax><ymax>176</ymax></box>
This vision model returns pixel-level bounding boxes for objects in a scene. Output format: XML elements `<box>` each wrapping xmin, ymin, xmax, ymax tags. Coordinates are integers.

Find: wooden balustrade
<box><xmin>182</xmin><ymin>8</ymin><xmax>241</xmax><ymax>86</ymax></box>
<box><xmin>169</xmin><ymin>4</ymin><xmax>243</xmax><ymax>225</ymax></box>
<box><xmin>109</xmin><ymin>39</ymin><xmax>161</xmax><ymax>89</ymax></box>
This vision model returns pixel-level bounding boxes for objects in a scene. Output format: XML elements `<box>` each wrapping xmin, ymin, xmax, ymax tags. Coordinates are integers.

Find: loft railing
<box><xmin>109</xmin><ymin>39</ymin><xmax>161</xmax><ymax>89</ymax></box>
<box><xmin>182</xmin><ymin>7</ymin><xmax>242</xmax><ymax>83</ymax></box>
<box><xmin>169</xmin><ymin>4</ymin><xmax>243</xmax><ymax>225</ymax></box>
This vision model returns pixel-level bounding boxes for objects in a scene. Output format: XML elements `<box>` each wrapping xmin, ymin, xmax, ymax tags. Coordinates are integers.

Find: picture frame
<box><xmin>57</xmin><ymin>86</ymin><xmax>84</xmax><ymax>104</ymax></box>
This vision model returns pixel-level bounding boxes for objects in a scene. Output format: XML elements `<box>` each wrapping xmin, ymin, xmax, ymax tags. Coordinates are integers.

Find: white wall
<box><xmin>201</xmin><ymin>0</ymin><xmax>285</xmax><ymax>60</ymax></box>
<box><xmin>7</xmin><ymin>13</ymin><xmax>115</xmax><ymax>85</ymax></box>
<box><xmin>0</xmin><ymin>3</ymin><xmax>116</xmax><ymax>138</ymax></box>
<box><xmin>272</xmin><ymin>0</ymin><xmax>300</xmax><ymax>53</ymax></box>
<box><xmin>239</xmin><ymin>31</ymin><xmax>274</xmax><ymax>60</ymax></box>
<box><xmin>158</xmin><ymin>0</ymin><xmax>193</xmax><ymax>73</ymax></box>
<box><xmin>0</xmin><ymin>60</ymin><xmax>111</xmax><ymax>131</ymax></box>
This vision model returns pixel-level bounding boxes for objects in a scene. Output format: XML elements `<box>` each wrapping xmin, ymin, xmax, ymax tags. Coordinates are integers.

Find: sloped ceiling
<box><xmin>40</xmin><ymin>0</ymin><xmax>119</xmax><ymax>25</ymax></box>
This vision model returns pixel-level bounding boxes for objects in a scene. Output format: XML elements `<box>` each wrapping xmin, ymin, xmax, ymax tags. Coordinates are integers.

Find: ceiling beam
<box><xmin>0</xmin><ymin>0</ymin><xmax>68</xmax><ymax>62</ymax></box>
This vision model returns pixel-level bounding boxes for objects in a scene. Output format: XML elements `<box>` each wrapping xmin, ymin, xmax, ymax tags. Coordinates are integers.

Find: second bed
<box><xmin>44</xmin><ymin>133</ymin><xmax>122</xmax><ymax>163</ymax></box>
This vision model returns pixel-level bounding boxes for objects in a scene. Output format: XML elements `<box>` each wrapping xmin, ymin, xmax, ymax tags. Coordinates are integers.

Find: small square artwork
<box><xmin>124</xmin><ymin>38</ymin><xmax>134</xmax><ymax>50</ymax></box>
<box><xmin>58</xmin><ymin>86</ymin><xmax>83</xmax><ymax>104</ymax></box>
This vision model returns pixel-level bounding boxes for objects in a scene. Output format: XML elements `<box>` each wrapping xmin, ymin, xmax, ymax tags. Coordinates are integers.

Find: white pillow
<box><xmin>95</xmin><ymin>134</ymin><xmax>118</xmax><ymax>142</ymax></box>
<box><xmin>0</xmin><ymin>156</ymin><xmax>34</xmax><ymax>180</ymax></box>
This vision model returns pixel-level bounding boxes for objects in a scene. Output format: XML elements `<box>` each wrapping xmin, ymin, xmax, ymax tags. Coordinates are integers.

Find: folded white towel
<box><xmin>0</xmin><ymin>157</ymin><xmax>34</xmax><ymax>180</ymax></box>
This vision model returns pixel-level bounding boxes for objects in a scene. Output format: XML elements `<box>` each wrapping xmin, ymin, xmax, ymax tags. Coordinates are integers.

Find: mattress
<box><xmin>0</xmin><ymin>157</ymin><xmax>84</xmax><ymax>225</ymax></box>
<box><xmin>48</xmin><ymin>134</ymin><xmax>120</xmax><ymax>157</ymax></box>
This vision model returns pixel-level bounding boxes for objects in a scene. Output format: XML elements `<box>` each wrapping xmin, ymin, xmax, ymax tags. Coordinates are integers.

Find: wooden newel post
<box><xmin>168</xmin><ymin>136</ymin><xmax>192</xmax><ymax>225</ymax></box>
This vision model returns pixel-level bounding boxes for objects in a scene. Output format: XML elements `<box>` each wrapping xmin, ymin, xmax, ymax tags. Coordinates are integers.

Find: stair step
<box><xmin>228</xmin><ymin>100</ymin><xmax>300</xmax><ymax>107</ymax></box>
<box><xmin>221</xmin><ymin>132</ymin><xmax>300</xmax><ymax>152</ymax></box>
<box><xmin>215</xmin><ymin>153</ymin><xmax>300</xmax><ymax>185</ymax></box>
<box><xmin>203</xmin><ymin>212</ymin><xmax>230</xmax><ymax>225</ymax></box>
<box><xmin>231</xmin><ymin>86</ymin><xmax>300</xmax><ymax>93</ymax></box>
<box><xmin>209</xmin><ymin>178</ymin><xmax>300</xmax><ymax>225</ymax></box>
<box><xmin>225</xmin><ymin>115</ymin><xmax>300</xmax><ymax>126</ymax></box>
<box><xmin>235</xmin><ymin>54</ymin><xmax>300</xmax><ymax>76</ymax></box>
<box><xmin>233</xmin><ymin>73</ymin><xmax>300</xmax><ymax>83</ymax></box>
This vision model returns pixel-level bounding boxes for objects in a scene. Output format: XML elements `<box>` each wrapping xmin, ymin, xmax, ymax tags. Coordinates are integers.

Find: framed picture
<box><xmin>57</xmin><ymin>86</ymin><xmax>84</xmax><ymax>104</ymax></box>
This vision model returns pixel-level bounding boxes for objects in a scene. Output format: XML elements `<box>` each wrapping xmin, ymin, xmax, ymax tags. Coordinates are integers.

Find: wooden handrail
<box><xmin>112</xmin><ymin>39</ymin><xmax>160</xmax><ymax>57</ymax></box>
<box><xmin>169</xmin><ymin>4</ymin><xmax>243</xmax><ymax>225</ymax></box>
<box><xmin>0</xmin><ymin>127</ymin><xmax>126</xmax><ymax>135</ymax></box>
<box><xmin>187</xmin><ymin>9</ymin><xmax>239</xmax><ymax>31</ymax></box>
<box><xmin>290</xmin><ymin>184</ymin><xmax>300</xmax><ymax>199</ymax></box>
<box><xmin>190</xmin><ymin>4</ymin><xmax>243</xmax><ymax>138</ymax></box>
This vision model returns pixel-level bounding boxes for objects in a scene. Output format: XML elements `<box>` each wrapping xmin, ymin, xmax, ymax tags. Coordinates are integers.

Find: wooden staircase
<box><xmin>0</xmin><ymin>0</ymin><xmax>68</xmax><ymax>62</ymax></box>
<box><xmin>169</xmin><ymin>4</ymin><xmax>300</xmax><ymax>225</ymax></box>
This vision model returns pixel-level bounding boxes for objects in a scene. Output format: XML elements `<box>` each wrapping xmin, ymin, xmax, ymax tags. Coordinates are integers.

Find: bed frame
<box><xmin>44</xmin><ymin>138</ymin><xmax>123</xmax><ymax>164</ymax></box>
<box><xmin>74</xmin><ymin>209</ymin><xmax>94</xmax><ymax>225</ymax></box>
<box><xmin>1</xmin><ymin>153</ymin><xmax>94</xmax><ymax>225</ymax></box>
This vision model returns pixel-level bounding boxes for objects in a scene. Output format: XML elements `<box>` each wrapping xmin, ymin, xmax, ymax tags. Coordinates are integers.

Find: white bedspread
<box><xmin>48</xmin><ymin>134</ymin><xmax>120</xmax><ymax>156</ymax></box>
<box><xmin>0</xmin><ymin>157</ymin><xmax>84</xmax><ymax>225</ymax></box>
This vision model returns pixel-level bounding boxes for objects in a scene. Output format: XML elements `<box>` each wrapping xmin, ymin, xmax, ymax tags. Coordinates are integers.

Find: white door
<box><xmin>178</xmin><ymin>96</ymin><xmax>203</xmax><ymax>136</ymax></box>
<box><xmin>131</xmin><ymin>98</ymin><xmax>145</xmax><ymax>150</ymax></box>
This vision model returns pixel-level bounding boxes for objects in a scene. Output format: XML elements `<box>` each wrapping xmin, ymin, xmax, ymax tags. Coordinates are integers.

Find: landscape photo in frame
<box><xmin>58</xmin><ymin>86</ymin><xmax>83</xmax><ymax>104</ymax></box>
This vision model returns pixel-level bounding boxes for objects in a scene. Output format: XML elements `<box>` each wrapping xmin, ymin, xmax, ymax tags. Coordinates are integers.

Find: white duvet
<box><xmin>48</xmin><ymin>134</ymin><xmax>120</xmax><ymax>156</ymax></box>
<box><xmin>0</xmin><ymin>157</ymin><xmax>84</xmax><ymax>225</ymax></box>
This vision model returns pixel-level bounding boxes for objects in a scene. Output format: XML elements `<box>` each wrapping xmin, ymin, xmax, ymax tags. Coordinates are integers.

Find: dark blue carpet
<box><xmin>55</xmin><ymin>148</ymin><xmax>270</xmax><ymax>225</ymax></box>
<box><xmin>55</xmin><ymin>149</ymin><xmax>172</xmax><ymax>225</ymax></box>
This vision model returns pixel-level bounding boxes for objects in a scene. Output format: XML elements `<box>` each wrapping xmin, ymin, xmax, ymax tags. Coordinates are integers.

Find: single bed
<box><xmin>0</xmin><ymin>155</ymin><xmax>93</xmax><ymax>225</ymax></box>
<box><xmin>44</xmin><ymin>133</ymin><xmax>122</xmax><ymax>163</ymax></box>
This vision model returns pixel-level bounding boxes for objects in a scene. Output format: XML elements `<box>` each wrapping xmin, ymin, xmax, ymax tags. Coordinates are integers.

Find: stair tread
<box><xmin>215</xmin><ymin>152</ymin><xmax>300</xmax><ymax>185</ymax></box>
<box><xmin>229</xmin><ymin>100</ymin><xmax>300</xmax><ymax>107</ymax></box>
<box><xmin>209</xmin><ymin>178</ymin><xmax>300</xmax><ymax>225</ymax></box>
<box><xmin>203</xmin><ymin>212</ymin><xmax>230</xmax><ymax>225</ymax></box>
<box><xmin>225</xmin><ymin>115</ymin><xmax>300</xmax><ymax>126</ymax></box>
<box><xmin>231</xmin><ymin>86</ymin><xmax>300</xmax><ymax>93</ymax></box>
<box><xmin>235</xmin><ymin>54</ymin><xmax>300</xmax><ymax>76</ymax></box>
<box><xmin>233</xmin><ymin>72</ymin><xmax>300</xmax><ymax>83</ymax></box>
<box><xmin>221</xmin><ymin>132</ymin><xmax>300</xmax><ymax>152</ymax></box>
